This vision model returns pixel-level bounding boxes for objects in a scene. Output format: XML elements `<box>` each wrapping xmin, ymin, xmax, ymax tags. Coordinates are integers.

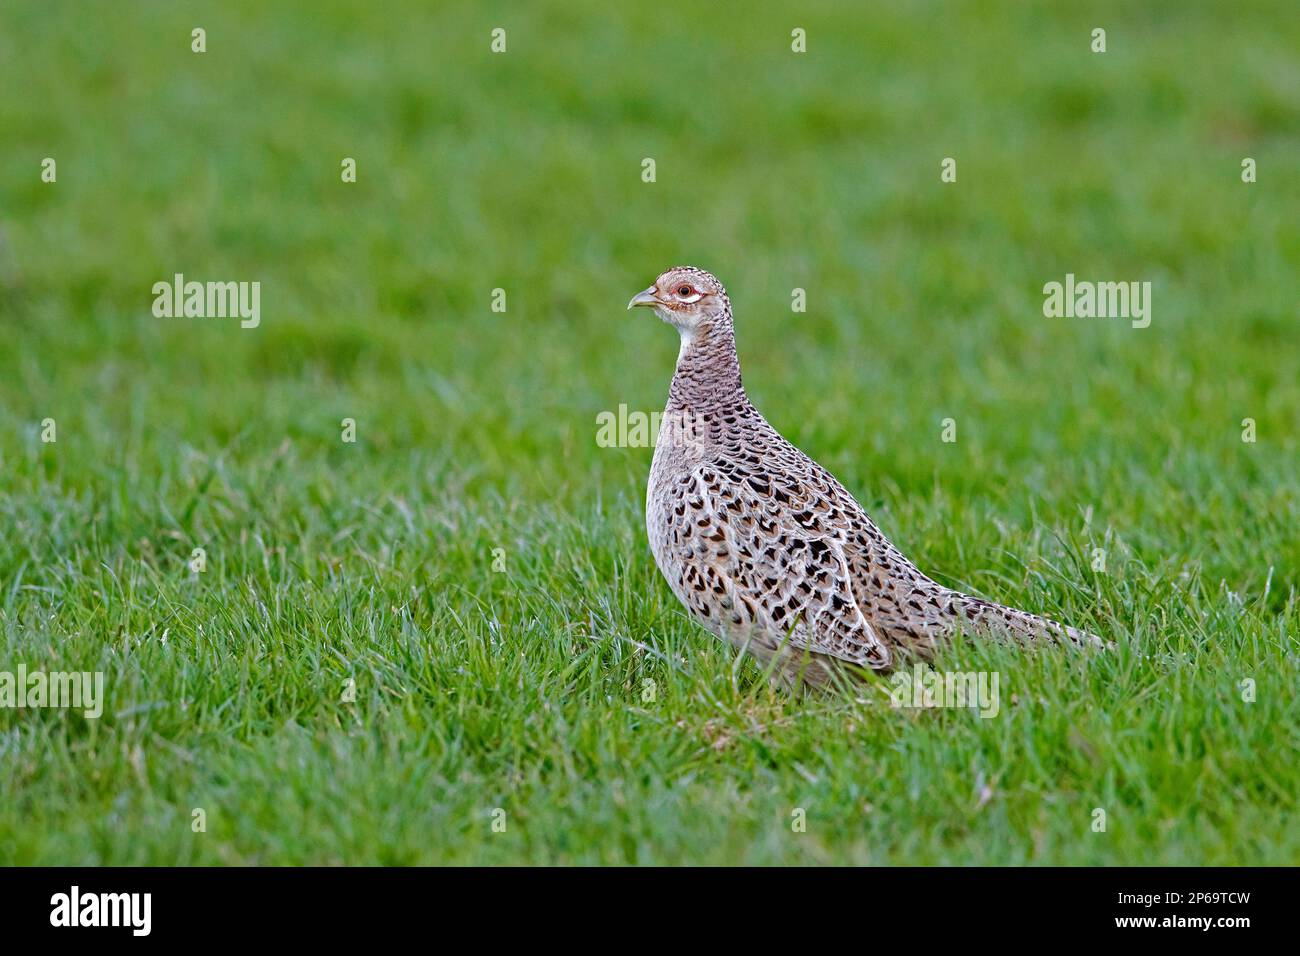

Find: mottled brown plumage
<box><xmin>629</xmin><ymin>266</ymin><xmax>1101</xmax><ymax>690</ymax></box>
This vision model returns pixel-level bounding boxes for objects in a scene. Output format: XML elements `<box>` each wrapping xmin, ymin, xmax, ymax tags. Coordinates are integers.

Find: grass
<box><xmin>1</xmin><ymin>0</ymin><xmax>1298</xmax><ymax>865</ymax></box>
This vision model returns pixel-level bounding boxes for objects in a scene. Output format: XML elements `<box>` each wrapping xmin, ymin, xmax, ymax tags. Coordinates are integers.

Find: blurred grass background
<box><xmin>0</xmin><ymin>0</ymin><xmax>1297</xmax><ymax>864</ymax></box>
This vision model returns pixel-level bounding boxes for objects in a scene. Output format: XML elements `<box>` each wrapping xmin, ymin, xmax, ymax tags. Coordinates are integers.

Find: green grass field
<box><xmin>1</xmin><ymin>1</ymin><xmax>1298</xmax><ymax>865</ymax></box>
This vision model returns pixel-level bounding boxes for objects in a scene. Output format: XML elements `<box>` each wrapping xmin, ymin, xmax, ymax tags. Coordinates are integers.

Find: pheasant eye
<box><xmin>678</xmin><ymin>285</ymin><xmax>693</xmax><ymax>296</ymax></box>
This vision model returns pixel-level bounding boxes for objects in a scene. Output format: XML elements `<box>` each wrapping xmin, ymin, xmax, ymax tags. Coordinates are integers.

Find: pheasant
<box><xmin>629</xmin><ymin>266</ymin><xmax>1102</xmax><ymax>690</ymax></box>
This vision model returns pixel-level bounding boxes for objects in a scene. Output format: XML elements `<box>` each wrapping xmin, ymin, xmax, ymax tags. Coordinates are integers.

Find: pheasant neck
<box><xmin>669</xmin><ymin>316</ymin><xmax>745</xmax><ymax>411</ymax></box>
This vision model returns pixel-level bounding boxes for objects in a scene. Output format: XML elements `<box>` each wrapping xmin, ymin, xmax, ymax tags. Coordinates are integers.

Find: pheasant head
<box><xmin>629</xmin><ymin>265</ymin><xmax>742</xmax><ymax>407</ymax></box>
<box><xmin>627</xmin><ymin>265</ymin><xmax>731</xmax><ymax>337</ymax></box>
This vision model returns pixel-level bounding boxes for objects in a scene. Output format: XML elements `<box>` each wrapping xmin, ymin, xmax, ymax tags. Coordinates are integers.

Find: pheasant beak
<box><xmin>627</xmin><ymin>287</ymin><xmax>661</xmax><ymax>311</ymax></box>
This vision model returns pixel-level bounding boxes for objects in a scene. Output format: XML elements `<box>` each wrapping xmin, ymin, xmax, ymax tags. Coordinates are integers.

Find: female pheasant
<box><xmin>629</xmin><ymin>265</ymin><xmax>1101</xmax><ymax>690</ymax></box>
